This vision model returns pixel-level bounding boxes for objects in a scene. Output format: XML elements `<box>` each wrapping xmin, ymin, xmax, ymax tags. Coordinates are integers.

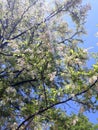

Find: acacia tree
<box><xmin>0</xmin><ymin>0</ymin><xmax>98</xmax><ymax>129</ymax></box>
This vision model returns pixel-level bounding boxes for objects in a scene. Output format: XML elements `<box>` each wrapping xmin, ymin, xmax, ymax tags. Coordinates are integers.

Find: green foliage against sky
<box><xmin>0</xmin><ymin>0</ymin><xmax>98</xmax><ymax>129</ymax></box>
<box><xmin>50</xmin><ymin>110</ymin><xmax>98</xmax><ymax>130</ymax></box>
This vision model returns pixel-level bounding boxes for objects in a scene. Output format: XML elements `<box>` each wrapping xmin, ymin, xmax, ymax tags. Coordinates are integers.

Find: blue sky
<box><xmin>83</xmin><ymin>0</ymin><xmax>98</xmax><ymax>50</ymax></box>
<box><xmin>82</xmin><ymin>0</ymin><xmax>98</xmax><ymax>67</ymax></box>
<box><xmin>82</xmin><ymin>0</ymin><xmax>98</xmax><ymax>124</ymax></box>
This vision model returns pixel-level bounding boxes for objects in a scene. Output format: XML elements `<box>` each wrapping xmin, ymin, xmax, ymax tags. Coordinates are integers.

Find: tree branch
<box><xmin>8</xmin><ymin>0</ymin><xmax>38</xmax><ymax>39</ymax></box>
<box><xmin>10</xmin><ymin>1</ymin><xmax>74</xmax><ymax>41</ymax></box>
<box><xmin>11</xmin><ymin>79</ymin><xmax>37</xmax><ymax>86</ymax></box>
<box><xmin>58</xmin><ymin>31</ymin><xmax>83</xmax><ymax>44</ymax></box>
<box><xmin>43</xmin><ymin>82</ymin><xmax>48</xmax><ymax>107</ymax></box>
<box><xmin>16</xmin><ymin>79</ymin><xmax>97</xmax><ymax>130</ymax></box>
<box><xmin>0</xmin><ymin>52</ymin><xmax>13</xmax><ymax>56</ymax></box>
<box><xmin>14</xmin><ymin>68</ymin><xmax>25</xmax><ymax>78</ymax></box>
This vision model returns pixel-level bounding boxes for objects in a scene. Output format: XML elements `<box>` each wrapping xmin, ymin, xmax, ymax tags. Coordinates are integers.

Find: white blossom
<box><xmin>6</xmin><ymin>87</ymin><xmax>16</xmax><ymax>94</ymax></box>
<box><xmin>48</xmin><ymin>71</ymin><xmax>56</xmax><ymax>81</ymax></box>
<box><xmin>71</xmin><ymin>94</ymin><xmax>75</xmax><ymax>97</ymax></box>
<box><xmin>89</xmin><ymin>76</ymin><xmax>97</xmax><ymax>84</ymax></box>
<box><xmin>72</xmin><ymin>116</ymin><xmax>78</xmax><ymax>125</ymax></box>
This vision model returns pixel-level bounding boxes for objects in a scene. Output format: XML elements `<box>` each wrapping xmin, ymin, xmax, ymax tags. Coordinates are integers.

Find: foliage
<box><xmin>0</xmin><ymin>0</ymin><xmax>98</xmax><ymax>129</ymax></box>
<box><xmin>49</xmin><ymin>110</ymin><xmax>98</xmax><ymax>130</ymax></box>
